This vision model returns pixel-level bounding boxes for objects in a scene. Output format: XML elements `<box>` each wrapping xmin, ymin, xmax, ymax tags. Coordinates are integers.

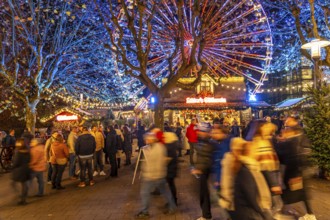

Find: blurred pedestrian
<box><xmin>277</xmin><ymin>117</ymin><xmax>316</xmax><ymax>220</ymax></box>
<box><xmin>75</xmin><ymin>127</ymin><xmax>96</xmax><ymax>187</ymax></box>
<box><xmin>11</xmin><ymin>138</ymin><xmax>31</xmax><ymax>205</ymax></box>
<box><xmin>163</xmin><ymin>131</ymin><xmax>179</xmax><ymax>205</ymax></box>
<box><xmin>50</xmin><ymin>134</ymin><xmax>69</xmax><ymax>190</ymax></box>
<box><xmin>251</xmin><ymin>121</ymin><xmax>282</xmax><ymax>213</ymax></box>
<box><xmin>232</xmin><ymin>142</ymin><xmax>273</xmax><ymax>220</ymax></box>
<box><xmin>210</xmin><ymin>119</ymin><xmax>230</xmax><ymax>191</ymax></box>
<box><xmin>219</xmin><ymin>137</ymin><xmax>247</xmax><ymax>217</ymax></box>
<box><xmin>29</xmin><ymin>138</ymin><xmax>46</xmax><ymax>197</ymax></box>
<box><xmin>192</xmin><ymin>122</ymin><xmax>214</xmax><ymax>220</ymax></box>
<box><xmin>135</xmin><ymin>130</ymin><xmax>176</xmax><ymax>218</ymax></box>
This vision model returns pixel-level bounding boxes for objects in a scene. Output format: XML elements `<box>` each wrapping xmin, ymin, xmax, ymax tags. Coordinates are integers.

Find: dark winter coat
<box><xmin>137</xmin><ymin>125</ymin><xmax>145</xmax><ymax>148</ymax></box>
<box><xmin>106</xmin><ymin>130</ymin><xmax>117</xmax><ymax>154</ymax></box>
<box><xmin>233</xmin><ymin>164</ymin><xmax>272</xmax><ymax>220</ymax></box>
<box><xmin>12</xmin><ymin>151</ymin><xmax>31</xmax><ymax>182</ymax></box>
<box><xmin>195</xmin><ymin>138</ymin><xmax>214</xmax><ymax>173</ymax></box>
<box><xmin>163</xmin><ymin>132</ymin><xmax>178</xmax><ymax>178</ymax></box>
<box><xmin>211</xmin><ymin>136</ymin><xmax>232</xmax><ymax>182</ymax></box>
<box><xmin>123</xmin><ymin>132</ymin><xmax>132</xmax><ymax>153</ymax></box>
<box><xmin>4</xmin><ymin>135</ymin><xmax>16</xmax><ymax>147</ymax></box>
<box><xmin>75</xmin><ymin>133</ymin><xmax>96</xmax><ymax>157</ymax></box>
<box><xmin>276</xmin><ymin>133</ymin><xmax>310</xmax><ymax>204</ymax></box>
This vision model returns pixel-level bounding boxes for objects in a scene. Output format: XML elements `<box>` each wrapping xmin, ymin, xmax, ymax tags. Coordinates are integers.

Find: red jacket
<box><xmin>186</xmin><ymin>124</ymin><xmax>198</xmax><ymax>143</ymax></box>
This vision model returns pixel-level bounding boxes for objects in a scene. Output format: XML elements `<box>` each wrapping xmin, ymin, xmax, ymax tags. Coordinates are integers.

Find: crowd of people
<box><xmin>3</xmin><ymin>123</ymin><xmax>133</xmax><ymax>205</ymax></box>
<box><xmin>1</xmin><ymin>115</ymin><xmax>317</xmax><ymax>220</ymax></box>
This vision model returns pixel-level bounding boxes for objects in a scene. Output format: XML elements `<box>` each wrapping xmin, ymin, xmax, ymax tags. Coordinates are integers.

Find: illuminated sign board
<box><xmin>56</xmin><ymin>115</ymin><xmax>78</xmax><ymax>121</ymax></box>
<box><xmin>186</xmin><ymin>97</ymin><xmax>227</xmax><ymax>104</ymax></box>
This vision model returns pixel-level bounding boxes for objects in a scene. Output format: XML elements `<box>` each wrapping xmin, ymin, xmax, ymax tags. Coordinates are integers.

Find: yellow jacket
<box><xmin>91</xmin><ymin>131</ymin><xmax>104</xmax><ymax>151</ymax></box>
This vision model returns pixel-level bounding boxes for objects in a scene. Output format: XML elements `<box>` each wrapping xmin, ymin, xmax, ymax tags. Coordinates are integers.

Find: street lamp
<box><xmin>301</xmin><ymin>39</ymin><xmax>330</xmax><ymax>88</ymax></box>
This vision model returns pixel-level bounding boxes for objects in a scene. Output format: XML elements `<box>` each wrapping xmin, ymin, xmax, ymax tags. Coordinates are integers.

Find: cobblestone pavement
<box><xmin>0</xmin><ymin>151</ymin><xmax>329</xmax><ymax>220</ymax></box>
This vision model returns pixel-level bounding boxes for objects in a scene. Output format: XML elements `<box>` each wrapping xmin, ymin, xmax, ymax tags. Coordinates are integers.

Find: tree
<box><xmin>303</xmin><ymin>84</ymin><xmax>330</xmax><ymax>177</ymax></box>
<box><xmin>94</xmin><ymin>0</ymin><xmax>212</xmax><ymax>127</ymax></box>
<box><xmin>262</xmin><ymin>0</ymin><xmax>330</xmax><ymax>73</ymax></box>
<box><xmin>0</xmin><ymin>0</ymin><xmax>101</xmax><ymax>134</ymax></box>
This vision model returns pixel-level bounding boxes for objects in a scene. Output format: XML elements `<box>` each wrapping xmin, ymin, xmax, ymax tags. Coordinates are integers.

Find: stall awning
<box><xmin>274</xmin><ymin>97</ymin><xmax>306</xmax><ymax>111</ymax></box>
<box><xmin>249</xmin><ymin>101</ymin><xmax>272</xmax><ymax>108</ymax></box>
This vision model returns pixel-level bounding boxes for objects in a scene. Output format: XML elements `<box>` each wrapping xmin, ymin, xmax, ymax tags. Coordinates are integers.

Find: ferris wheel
<box><xmin>115</xmin><ymin>0</ymin><xmax>273</xmax><ymax>96</ymax></box>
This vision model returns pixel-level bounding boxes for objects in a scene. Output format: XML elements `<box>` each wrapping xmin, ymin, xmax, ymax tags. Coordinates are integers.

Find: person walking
<box><xmin>75</xmin><ymin>127</ymin><xmax>96</xmax><ymax>187</ymax></box>
<box><xmin>29</xmin><ymin>138</ymin><xmax>46</xmax><ymax>197</ymax></box>
<box><xmin>277</xmin><ymin>117</ymin><xmax>316</xmax><ymax>220</ymax></box>
<box><xmin>11</xmin><ymin>138</ymin><xmax>31</xmax><ymax>205</ymax></box>
<box><xmin>123</xmin><ymin>125</ymin><xmax>132</xmax><ymax>166</ymax></box>
<box><xmin>186</xmin><ymin>118</ymin><xmax>198</xmax><ymax>167</ymax></box>
<box><xmin>163</xmin><ymin>131</ymin><xmax>179</xmax><ymax>206</ymax></box>
<box><xmin>105</xmin><ymin>126</ymin><xmax>118</xmax><ymax>178</ymax></box>
<box><xmin>67</xmin><ymin>126</ymin><xmax>78</xmax><ymax>179</ymax></box>
<box><xmin>50</xmin><ymin>134</ymin><xmax>69</xmax><ymax>190</ymax></box>
<box><xmin>191</xmin><ymin>122</ymin><xmax>214</xmax><ymax>220</ymax></box>
<box><xmin>232</xmin><ymin>142</ymin><xmax>273</xmax><ymax>220</ymax></box>
<box><xmin>91</xmin><ymin>125</ymin><xmax>106</xmax><ymax>176</ymax></box>
<box><xmin>135</xmin><ymin>130</ymin><xmax>177</xmax><ymax>218</ymax></box>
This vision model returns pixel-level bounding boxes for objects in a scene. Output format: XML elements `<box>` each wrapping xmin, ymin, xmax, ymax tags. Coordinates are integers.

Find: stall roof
<box><xmin>274</xmin><ymin>97</ymin><xmax>306</xmax><ymax>111</ymax></box>
<box><xmin>249</xmin><ymin>101</ymin><xmax>272</xmax><ymax>108</ymax></box>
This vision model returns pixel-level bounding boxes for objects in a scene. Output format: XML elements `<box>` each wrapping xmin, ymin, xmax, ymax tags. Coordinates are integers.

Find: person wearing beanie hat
<box><xmin>136</xmin><ymin>128</ymin><xmax>177</xmax><ymax>218</ymax></box>
<box><xmin>192</xmin><ymin>122</ymin><xmax>214</xmax><ymax>220</ymax></box>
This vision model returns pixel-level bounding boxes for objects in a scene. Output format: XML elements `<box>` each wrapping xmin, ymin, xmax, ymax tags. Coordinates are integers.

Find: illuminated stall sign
<box><xmin>56</xmin><ymin>115</ymin><xmax>78</xmax><ymax>121</ymax></box>
<box><xmin>186</xmin><ymin>97</ymin><xmax>227</xmax><ymax>104</ymax></box>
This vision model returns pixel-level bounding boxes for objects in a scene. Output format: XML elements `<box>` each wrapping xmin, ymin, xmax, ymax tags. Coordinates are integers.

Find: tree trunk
<box><xmin>25</xmin><ymin>99</ymin><xmax>39</xmax><ymax>136</ymax></box>
<box><xmin>153</xmin><ymin>94</ymin><xmax>165</xmax><ymax>129</ymax></box>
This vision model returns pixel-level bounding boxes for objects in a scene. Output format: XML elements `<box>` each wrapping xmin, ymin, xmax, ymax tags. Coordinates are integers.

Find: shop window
<box><xmin>200</xmin><ymin>81</ymin><xmax>211</xmax><ymax>92</ymax></box>
<box><xmin>302</xmin><ymin>69</ymin><xmax>312</xmax><ymax>80</ymax></box>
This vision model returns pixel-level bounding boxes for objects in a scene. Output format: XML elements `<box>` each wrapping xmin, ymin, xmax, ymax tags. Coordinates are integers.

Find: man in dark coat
<box><xmin>137</xmin><ymin>121</ymin><xmax>145</xmax><ymax>151</ymax></box>
<box><xmin>191</xmin><ymin>122</ymin><xmax>214</xmax><ymax>220</ymax></box>
<box><xmin>105</xmin><ymin>126</ymin><xmax>118</xmax><ymax>177</ymax></box>
<box><xmin>163</xmin><ymin>131</ymin><xmax>179</xmax><ymax>205</ymax></box>
<box><xmin>75</xmin><ymin>127</ymin><xmax>96</xmax><ymax>187</ymax></box>
<box><xmin>4</xmin><ymin>129</ymin><xmax>16</xmax><ymax>148</ymax></box>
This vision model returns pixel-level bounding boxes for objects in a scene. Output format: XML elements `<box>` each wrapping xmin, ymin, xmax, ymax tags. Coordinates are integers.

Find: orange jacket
<box><xmin>30</xmin><ymin>144</ymin><xmax>47</xmax><ymax>172</ymax></box>
<box><xmin>50</xmin><ymin>142</ymin><xmax>69</xmax><ymax>165</ymax></box>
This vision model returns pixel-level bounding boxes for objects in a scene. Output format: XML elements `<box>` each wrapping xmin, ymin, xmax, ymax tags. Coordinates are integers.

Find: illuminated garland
<box><xmin>40</xmin><ymin>107</ymin><xmax>91</xmax><ymax>123</ymax></box>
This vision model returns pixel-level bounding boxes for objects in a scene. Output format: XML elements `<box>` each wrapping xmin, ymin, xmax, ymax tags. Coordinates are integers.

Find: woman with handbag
<box><xmin>50</xmin><ymin>134</ymin><xmax>69</xmax><ymax>190</ymax></box>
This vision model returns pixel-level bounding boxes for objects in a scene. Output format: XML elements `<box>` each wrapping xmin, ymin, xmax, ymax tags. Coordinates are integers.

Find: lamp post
<box><xmin>301</xmin><ymin>39</ymin><xmax>330</xmax><ymax>88</ymax></box>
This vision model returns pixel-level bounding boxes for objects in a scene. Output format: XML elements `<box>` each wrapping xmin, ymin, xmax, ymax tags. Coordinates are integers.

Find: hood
<box><xmin>163</xmin><ymin>132</ymin><xmax>178</xmax><ymax>144</ymax></box>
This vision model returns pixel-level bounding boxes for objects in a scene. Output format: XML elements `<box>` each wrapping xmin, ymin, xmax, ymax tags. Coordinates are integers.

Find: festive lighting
<box><xmin>186</xmin><ymin>97</ymin><xmax>227</xmax><ymax>104</ymax></box>
<box><xmin>56</xmin><ymin>115</ymin><xmax>78</xmax><ymax>121</ymax></box>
